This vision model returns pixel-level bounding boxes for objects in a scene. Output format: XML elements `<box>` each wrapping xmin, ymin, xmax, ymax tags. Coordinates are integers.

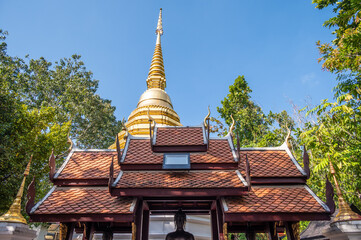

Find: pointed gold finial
<box><xmin>0</xmin><ymin>155</ymin><xmax>33</xmax><ymax>224</ymax></box>
<box><xmin>284</xmin><ymin>128</ymin><xmax>292</xmax><ymax>150</ymax></box>
<box><xmin>67</xmin><ymin>131</ymin><xmax>74</xmax><ymax>152</ymax></box>
<box><xmin>329</xmin><ymin>159</ymin><xmax>361</xmax><ymax>222</ymax></box>
<box><xmin>147</xmin><ymin>9</ymin><xmax>166</xmax><ymax>89</ymax></box>
<box><xmin>156</xmin><ymin>8</ymin><xmax>163</xmax><ymax>37</ymax></box>
<box><xmin>203</xmin><ymin>106</ymin><xmax>211</xmax><ymax>128</ymax></box>
<box><xmin>122</xmin><ymin>124</ymin><xmax>129</xmax><ymax>140</ymax></box>
<box><xmin>147</xmin><ymin>108</ymin><xmax>156</xmax><ymax>127</ymax></box>
<box><xmin>229</xmin><ymin>114</ymin><xmax>235</xmax><ymax>136</ymax></box>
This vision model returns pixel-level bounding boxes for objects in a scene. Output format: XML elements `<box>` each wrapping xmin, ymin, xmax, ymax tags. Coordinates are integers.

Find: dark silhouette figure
<box><xmin>165</xmin><ymin>209</ymin><xmax>195</xmax><ymax>240</ymax></box>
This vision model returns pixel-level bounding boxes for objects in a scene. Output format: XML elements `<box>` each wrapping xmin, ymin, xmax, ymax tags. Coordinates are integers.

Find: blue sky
<box><xmin>0</xmin><ymin>0</ymin><xmax>336</xmax><ymax>126</ymax></box>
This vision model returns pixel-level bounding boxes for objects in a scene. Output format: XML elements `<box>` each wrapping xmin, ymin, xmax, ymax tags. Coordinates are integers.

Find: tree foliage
<box><xmin>0</xmin><ymin>30</ymin><xmax>121</xmax><ymax>214</ymax></box>
<box><xmin>298</xmin><ymin>0</ymin><xmax>361</xmax><ymax>209</ymax></box>
<box><xmin>214</xmin><ymin>76</ymin><xmax>294</xmax><ymax>148</ymax></box>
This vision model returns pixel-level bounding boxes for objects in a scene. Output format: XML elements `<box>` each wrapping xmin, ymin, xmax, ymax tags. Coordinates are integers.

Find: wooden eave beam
<box><xmin>145</xmin><ymin>196</ymin><xmax>216</xmax><ymax>201</ymax></box>
<box><xmin>224</xmin><ymin>212</ymin><xmax>330</xmax><ymax>222</ymax></box>
<box><xmin>111</xmin><ymin>187</ymin><xmax>248</xmax><ymax>197</ymax></box>
<box><xmin>120</xmin><ymin>162</ymin><xmax>238</xmax><ymax>171</ymax></box>
<box><xmin>53</xmin><ymin>178</ymin><xmax>109</xmax><ymax>186</ymax></box>
<box><xmin>152</xmin><ymin>145</ymin><xmax>208</xmax><ymax>153</ymax></box>
<box><xmin>29</xmin><ymin>213</ymin><xmax>134</xmax><ymax>223</ymax></box>
<box><xmin>250</xmin><ymin>177</ymin><xmax>307</xmax><ymax>185</ymax></box>
<box><xmin>53</xmin><ymin>176</ymin><xmax>307</xmax><ymax>187</ymax></box>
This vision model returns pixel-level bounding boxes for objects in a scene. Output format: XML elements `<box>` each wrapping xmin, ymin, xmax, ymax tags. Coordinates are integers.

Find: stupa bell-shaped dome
<box><xmin>137</xmin><ymin>88</ymin><xmax>173</xmax><ymax>109</ymax></box>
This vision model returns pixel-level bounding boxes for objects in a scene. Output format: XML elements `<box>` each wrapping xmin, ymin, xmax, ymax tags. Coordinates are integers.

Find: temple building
<box><xmin>26</xmin><ymin>9</ymin><xmax>334</xmax><ymax>240</ymax></box>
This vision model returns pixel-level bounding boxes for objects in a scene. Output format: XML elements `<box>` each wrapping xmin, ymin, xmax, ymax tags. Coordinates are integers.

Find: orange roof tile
<box><xmin>33</xmin><ymin>187</ymin><xmax>134</xmax><ymax>214</ymax></box>
<box><xmin>192</xmin><ymin>139</ymin><xmax>235</xmax><ymax>163</ymax></box>
<box><xmin>115</xmin><ymin>170</ymin><xmax>245</xmax><ymax>188</ymax></box>
<box><xmin>225</xmin><ymin>186</ymin><xmax>326</xmax><ymax>213</ymax></box>
<box><xmin>123</xmin><ymin>139</ymin><xmax>162</xmax><ymax>164</ymax></box>
<box><xmin>239</xmin><ymin>150</ymin><xmax>304</xmax><ymax>178</ymax></box>
<box><xmin>123</xmin><ymin>139</ymin><xmax>235</xmax><ymax>164</ymax></box>
<box><xmin>155</xmin><ymin>127</ymin><xmax>204</xmax><ymax>146</ymax></box>
<box><xmin>56</xmin><ymin>151</ymin><xmax>120</xmax><ymax>179</ymax></box>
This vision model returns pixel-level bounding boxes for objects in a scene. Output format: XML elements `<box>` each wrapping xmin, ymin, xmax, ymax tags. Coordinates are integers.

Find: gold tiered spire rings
<box><xmin>147</xmin><ymin>8</ymin><xmax>166</xmax><ymax>89</ymax></box>
<box><xmin>0</xmin><ymin>155</ymin><xmax>32</xmax><ymax>224</ymax></box>
<box><xmin>110</xmin><ymin>8</ymin><xmax>181</xmax><ymax>149</ymax></box>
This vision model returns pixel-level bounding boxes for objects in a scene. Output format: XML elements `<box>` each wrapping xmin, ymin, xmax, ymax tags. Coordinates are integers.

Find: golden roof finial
<box><xmin>203</xmin><ymin>106</ymin><xmax>211</xmax><ymax>128</ymax></box>
<box><xmin>147</xmin><ymin>8</ymin><xmax>166</xmax><ymax>90</ymax></box>
<box><xmin>122</xmin><ymin>123</ymin><xmax>129</xmax><ymax>140</ymax></box>
<box><xmin>229</xmin><ymin>114</ymin><xmax>235</xmax><ymax>136</ymax></box>
<box><xmin>284</xmin><ymin>128</ymin><xmax>292</xmax><ymax>150</ymax></box>
<box><xmin>156</xmin><ymin>8</ymin><xmax>163</xmax><ymax>37</ymax></box>
<box><xmin>0</xmin><ymin>155</ymin><xmax>32</xmax><ymax>224</ymax></box>
<box><xmin>329</xmin><ymin>159</ymin><xmax>361</xmax><ymax>222</ymax></box>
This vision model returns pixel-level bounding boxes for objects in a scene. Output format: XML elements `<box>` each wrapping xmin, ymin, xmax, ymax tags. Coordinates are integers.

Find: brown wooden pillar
<box><xmin>142</xmin><ymin>209</ymin><xmax>150</xmax><ymax>240</ymax></box>
<box><xmin>285</xmin><ymin>222</ymin><xmax>299</xmax><ymax>240</ymax></box>
<box><xmin>135</xmin><ymin>198</ymin><xmax>144</xmax><ymax>240</ymax></box>
<box><xmin>64</xmin><ymin>223</ymin><xmax>75</xmax><ymax>240</ymax></box>
<box><xmin>267</xmin><ymin>222</ymin><xmax>278</xmax><ymax>240</ymax></box>
<box><xmin>245</xmin><ymin>223</ymin><xmax>255</xmax><ymax>240</ymax></box>
<box><xmin>211</xmin><ymin>209</ymin><xmax>219</xmax><ymax>240</ymax></box>
<box><xmin>82</xmin><ymin>223</ymin><xmax>94</xmax><ymax>240</ymax></box>
<box><xmin>216</xmin><ymin>199</ymin><xmax>225</xmax><ymax>240</ymax></box>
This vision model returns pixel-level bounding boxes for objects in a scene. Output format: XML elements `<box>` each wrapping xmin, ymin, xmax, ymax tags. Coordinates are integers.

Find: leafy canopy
<box><xmin>0</xmin><ymin>30</ymin><xmax>121</xmax><ymax>214</ymax></box>
<box><xmin>214</xmin><ymin>75</ymin><xmax>294</xmax><ymax>148</ymax></box>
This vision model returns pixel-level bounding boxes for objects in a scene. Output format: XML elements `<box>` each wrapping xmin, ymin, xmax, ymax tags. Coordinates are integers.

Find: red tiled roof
<box><xmin>225</xmin><ymin>186</ymin><xmax>326</xmax><ymax>213</ymax></box>
<box><xmin>239</xmin><ymin>150</ymin><xmax>304</xmax><ymax>178</ymax></box>
<box><xmin>192</xmin><ymin>139</ymin><xmax>235</xmax><ymax>163</ymax></box>
<box><xmin>123</xmin><ymin>139</ymin><xmax>235</xmax><ymax>164</ymax></box>
<box><xmin>115</xmin><ymin>170</ymin><xmax>245</xmax><ymax>188</ymax></box>
<box><xmin>33</xmin><ymin>187</ymin><xmax>134</xmax><ymax>214</ymax></box>
<box><xmin>57</xmin><ymin>151</ymin><xmax>120</xmax><ymax>179</ymax></box>
<box><xmin>123</xmin><ymin>139</ymin><xmax>162</xmax><ymax>164</ymax></box>
<box><xmin>155</xmin><ymin>127</ymin><xmax>204</xmax><ymax>146</ymax></box>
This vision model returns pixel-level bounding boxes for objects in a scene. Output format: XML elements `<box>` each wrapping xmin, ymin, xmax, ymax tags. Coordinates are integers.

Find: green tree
<box><xmin>214</xmin><ymin>76</ymin><xmax>294</xmax><ymax>148</ymax></box>
<box><xmin>0</xmin><ymin>30</ymin><xmax>121</xmax><ymax>214</ymax></box>
<box><xmin>298</xmin><ymin>0</ymin><xmax>361</xmax><ymax>209</ymax></box>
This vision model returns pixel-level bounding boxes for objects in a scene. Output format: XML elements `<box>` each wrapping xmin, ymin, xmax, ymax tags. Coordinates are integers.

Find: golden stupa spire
<box><xmin>147</xmin><ymin>8</ymin><xmax>166</xmax><ymax>90</ymax></box>
<box><xmin>329</xmin><ymin>160</ymin><xmax>361</xmax><ymax>222</ymax></box>
<box><xmin>0</xmin><ymin>156</ymin><xmax>32</xmax><ymax>224</ymax></box>
<box><xmin>109</xmin><ymin>8</ymin><xmax>181</xmax><ymax>149</ymax></box>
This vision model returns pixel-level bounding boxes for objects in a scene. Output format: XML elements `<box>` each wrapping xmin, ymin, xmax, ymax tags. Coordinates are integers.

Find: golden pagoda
<box><xmin>329</xmin><ymin>161</ymin><xmax>361</xmax><ymax>222</ymax></box>
<box><xmin>110</xmin><ymin>8</ymin><xmax>181</xmax><ymax>149</ymax></box>
<box><xmin>0</xmin><ymin>156</ymin><xmax>32</xmax><ymax>224</ymax></box>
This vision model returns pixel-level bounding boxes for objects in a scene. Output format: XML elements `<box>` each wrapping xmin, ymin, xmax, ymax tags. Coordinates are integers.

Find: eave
<box><xmin>53</xmin><ymin>178</ymin><xmax>109</xmax><ymax>186</ymax></box>
<box><xmin>29</xmin><ymin>213</ymin><xmax>133</xmax><ymax>223</ymax></box>
<box><xmin>110</xmin><ymin>187</ymin><xmax>248</xmax><ymax>197</ymax></box>
<box><xmin>120</xmin><ymin>162</ymin><xmax>238</xmax><ymax>171</ymax></box>
<box><xmin>224</xmin><ymin>212</ymin><xmax>330</xmax><ymax>222</ymax></box>
<box><xmin>152</xmin><ymin>144</ymin><xmax>208</xmax><ymax>152</ymax></box>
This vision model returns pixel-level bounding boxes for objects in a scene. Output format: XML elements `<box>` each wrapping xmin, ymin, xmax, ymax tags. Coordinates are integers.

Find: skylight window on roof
<box><xmin>163</xmin><ymin>153</ymin><xmax>190</xmax><ymax>169</ymax></box>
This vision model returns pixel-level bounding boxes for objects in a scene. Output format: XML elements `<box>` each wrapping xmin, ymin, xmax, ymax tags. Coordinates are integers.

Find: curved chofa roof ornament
<box><xmin>229</xmin><ymin>114</ymin><xmax>235</xmax><ymax>137</ymax></box>
<box><xmin>67</xmin><ymin>131</ymin><xmax>74</xmax><ymax>153</ymax></box>
<box><xmin>122</xmin><ymin>122</ymin><xmax>129</xmax><ymax>140</ymax></box>
<box><xmin>282</xmin><ymin>128</ymin><xmax>292</xmax><ymax>150</ymax></box>
<box><xmin>147</xmin><ymin>108</ymin><xmax>156</xmax><ymax>128</ymax></box>
<box><xmin>203</xmin><ymin>106</ymin><xmax>211</xmax><ymax>129</ymax></box>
